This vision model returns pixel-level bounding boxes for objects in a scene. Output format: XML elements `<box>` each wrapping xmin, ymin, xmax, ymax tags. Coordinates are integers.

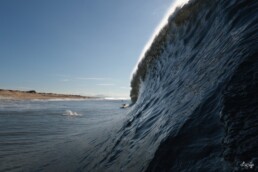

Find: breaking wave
<box><xmin>63</xmin><ymin>110</ymin><xmax>81</xmax><ymax>116</ymax></box>
<box><xmin>82</xmin><ymin>0</ymin><xmax>258</xmax><ymax>171</ymax></box>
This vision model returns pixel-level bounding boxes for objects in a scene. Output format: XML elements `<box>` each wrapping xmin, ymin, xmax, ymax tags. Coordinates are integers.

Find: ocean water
<box><xmin>0</xmin><ymin>99</ymin><xmax>129</xmax><ymax>172</ymax></box>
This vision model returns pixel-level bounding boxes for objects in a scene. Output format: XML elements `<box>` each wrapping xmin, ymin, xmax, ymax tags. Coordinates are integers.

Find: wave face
<box><xmin>83</xmin><ymin>0</ymin><xmax>258</xmax><ymax>171</ymax></box>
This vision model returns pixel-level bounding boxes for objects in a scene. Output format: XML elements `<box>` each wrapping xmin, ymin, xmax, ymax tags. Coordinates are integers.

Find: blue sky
<box><xmin>0</xmin><ymin>0</ymin><xmax>174</xmax><ymax>98</ymax></box>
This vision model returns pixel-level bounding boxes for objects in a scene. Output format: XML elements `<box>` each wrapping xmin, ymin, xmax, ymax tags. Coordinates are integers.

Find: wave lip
<box><xmin>132</xmin><ymin>0</ymin><xmax>190</xmax><ymax>73</ymax></box>
<box><xmin>130</xmin><ymin>0</ymin><xmax>201</xmax><ymax>103</ymax></box>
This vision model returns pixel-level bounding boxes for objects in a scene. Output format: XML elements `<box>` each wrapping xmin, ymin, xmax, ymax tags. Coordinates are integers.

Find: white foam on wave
<box><xmin>132</xmin><ymin>0</ymin><xmax>190</xmax><ymax>76</ymax></box>
<box><xmin>63</xmin><ymin>110</ymin><xmax>81</xmax><ymax>116</ymax></box>
<box><xmin>104</xmin><ymin>97</ymin><xmax>130</xmax><ymax>100</ymax></box>
<box><xmin>30</xmin><ymin>98</ymin><xmax>88</xmax><ymax>102</ymax></box>
<box><xmin>0</xmin><ymin>96</ymin><xmax>13</xmax><ymax>100</ymax></box>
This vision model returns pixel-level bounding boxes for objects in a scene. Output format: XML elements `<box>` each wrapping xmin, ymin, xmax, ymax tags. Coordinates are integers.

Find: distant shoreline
<box><xmin>0</xmin><ymin>89</ymin><xmax>95</xmax><ymax>100</ymax></box>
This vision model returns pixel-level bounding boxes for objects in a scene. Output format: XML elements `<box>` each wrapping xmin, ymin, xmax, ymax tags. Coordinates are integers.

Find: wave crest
<box><xmin>63</xmin><ymin>110</ymin><xmax>81</xmax><ymax>116</ymax></box>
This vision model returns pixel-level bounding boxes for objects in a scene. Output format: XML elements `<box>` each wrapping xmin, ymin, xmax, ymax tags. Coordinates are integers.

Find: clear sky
<box><xmin>0</xmin><ymin>0</ymin><xmax>174</xmax><ymax>98</ymax></box>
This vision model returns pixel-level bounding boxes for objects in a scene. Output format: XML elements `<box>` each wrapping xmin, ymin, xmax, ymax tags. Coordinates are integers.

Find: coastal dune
<box><xmin>0</xmin><ymin>89</ymin><xmax>92</xmax><ymax>100</ymax></box>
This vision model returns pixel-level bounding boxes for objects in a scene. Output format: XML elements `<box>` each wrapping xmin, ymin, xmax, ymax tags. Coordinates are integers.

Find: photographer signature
<box><xmin>240</xmin><ymin>161</ymin><xmax>254</xmax><ymax>170</ymax></box>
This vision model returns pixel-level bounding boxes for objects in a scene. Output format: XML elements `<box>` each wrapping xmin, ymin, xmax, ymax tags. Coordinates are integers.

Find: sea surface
<box><xmin>0</xmin><ymin>99</ymin><xmax>129</xmax><ymax>172</ymax></box>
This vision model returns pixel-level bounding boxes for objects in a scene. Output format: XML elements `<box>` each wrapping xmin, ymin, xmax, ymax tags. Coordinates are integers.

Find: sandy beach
<box><xmin>0</xmin><ymin>89</ymin><xmax>93</xmax><ymax>100</ymax></box>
